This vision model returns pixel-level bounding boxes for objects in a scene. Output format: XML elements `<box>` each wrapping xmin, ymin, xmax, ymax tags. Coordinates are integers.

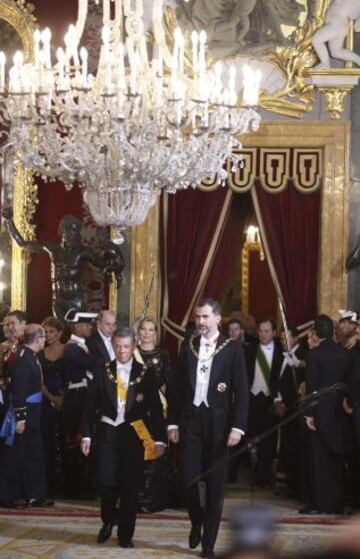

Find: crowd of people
<box><xmin>0</xmin><ymin>301</ymin><xmax>360</xmax><ymax>557</ymax></box>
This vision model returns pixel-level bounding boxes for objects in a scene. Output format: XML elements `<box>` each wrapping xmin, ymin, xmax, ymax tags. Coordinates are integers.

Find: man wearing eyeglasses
<box><xmin>0</xmin><ymin>324</ymin><xmax>53</xmax><ymax>508</ymax></box>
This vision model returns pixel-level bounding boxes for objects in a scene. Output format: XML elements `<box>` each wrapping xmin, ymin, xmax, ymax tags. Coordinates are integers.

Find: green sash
<box><xmin>256</xmin><ymin>345</ymin><xmax>271</xmax><ymax>390</ymax></box>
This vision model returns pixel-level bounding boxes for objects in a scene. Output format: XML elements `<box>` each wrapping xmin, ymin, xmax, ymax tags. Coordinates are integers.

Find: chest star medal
<box><xmin>136</xmin><ymin>392</ymin><xmax>145</xmax><ymax>403</ymax></box>
<box><xmin>217</xmin><ymin>383</ymin><xmax>227</xmax><ymax>393</ymax></box>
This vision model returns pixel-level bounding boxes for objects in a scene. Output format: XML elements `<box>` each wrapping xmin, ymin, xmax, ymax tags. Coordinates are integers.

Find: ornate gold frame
<box><xmin>131</xmin><ymin>121</ymin><xmax>350</xmax><ymax>323</ymax></box>
<box><xmin>0</xmin><ymin>1</ymin><xmax>38</xmax><ymax>309</ymax></box>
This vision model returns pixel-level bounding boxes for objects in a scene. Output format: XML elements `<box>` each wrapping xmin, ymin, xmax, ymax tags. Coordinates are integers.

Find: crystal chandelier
<box><xmin>0</xmin><ymin>0</ymin><xmax>261</xmax><ymax>228</ymax></box>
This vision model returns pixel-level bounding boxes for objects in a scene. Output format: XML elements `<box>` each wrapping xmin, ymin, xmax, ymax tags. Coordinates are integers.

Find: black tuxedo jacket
<box><xmin>245</xmin><ymin>340</ymin><xmax>283</xmax><ymax>397</ymax></box>
<box><xmin>168</xmin><ymin>334</ymin><xmax>249</xmax><ymax>434</ymax></box>
<box><xmin>86</xmin><ymin>330</ymin><xmax>111</xmax><ymax>371</ymax></box>
<box><xmin>82</xmin><ymin>358</ymin><xmax>166</xmax><ymax>443</ymax></box>
<box><xmin>306</xmin><ymin>338</ymin><xmax>352</xmax><ymax>454</ymax></box>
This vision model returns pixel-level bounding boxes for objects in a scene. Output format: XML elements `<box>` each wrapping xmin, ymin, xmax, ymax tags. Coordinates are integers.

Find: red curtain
<box><xmin>201</xmin><ymin>193</ymin><xmax>252</xmax><ymax>301</ymax></box>
<box><xmin>254</xmin><ymin>182</ymin><xmax>321</xmax><ymax>325</ymax></box>
<box><xmin>160</xmin><ymin>187</ymin><xmax>232</xmax><ymax>357</ymax></box>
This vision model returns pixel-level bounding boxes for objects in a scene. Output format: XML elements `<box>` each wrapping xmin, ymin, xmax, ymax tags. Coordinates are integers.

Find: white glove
<box><xmin>284</xmin><ymin>353</ymin><xmax>301</xmax><ymax>368</ymax></box>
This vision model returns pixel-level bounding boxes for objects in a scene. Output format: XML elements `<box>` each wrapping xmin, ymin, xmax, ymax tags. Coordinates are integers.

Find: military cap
<box><xmin>64</xmin><ymin>309</ymin><xmax>98</xmax><ymax>323</ymax></box>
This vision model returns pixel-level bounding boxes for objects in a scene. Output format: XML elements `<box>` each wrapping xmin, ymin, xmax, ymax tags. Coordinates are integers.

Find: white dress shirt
<box><xmin>98</xmin><ymin>328</ymin><xmax>115</xmax><ymax>361</ymax></box>
<box><xmin>251</xmin><ymin>341</ymin><xmax>274</xmax><ymax>397</ymax></box>
<box><xmin>101</xmin><ymin>359</ymin><xmax>132</xmax><ymax>427</ymax></box>
<box><xmin>193</xmin><ymin>332</ymin><xmax>219</xmax><ymax>407</ymax></box>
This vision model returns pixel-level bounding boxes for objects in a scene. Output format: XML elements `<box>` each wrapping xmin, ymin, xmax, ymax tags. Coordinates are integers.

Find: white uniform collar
<box><xmin>200</xmin><ymin>330</ymin><xmax>220</xmax><ymax>346</ymax></box>
<box><xmin>116</xmin><ymin>358</ymin><xmax>133</xmax><ymax>373</ymax></box>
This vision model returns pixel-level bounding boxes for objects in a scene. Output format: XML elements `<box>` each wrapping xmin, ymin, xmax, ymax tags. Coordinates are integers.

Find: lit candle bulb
<box><xmin>228</xmin><ymin>65</ymin><xmax>237</xmax><ymax>105</ymax></box>
<box><xmin>242</xmin><ymin>64</ymin><xmax>261</xmax><ymax>106</ymax></box>
<box><xmin>34</xmin><ymin>29</ymin><xmax>41</xmax><ymax>67</ymax></box>
<box><xmin>41</xmin><ymin>27</ymin><xmax>52</xmax><ymax>69</ymax></box>
<box><xmin>102</xmin><ymin>25</ymin><xmax>111</xmax><ymax>60</ymax></box>
<box><xmin>0</xmin><ymin>52</ymin><xmax>6</xmax><ymax>91</ymax></box>
<box><xmin>198</xmin><ymin>30</ymin><xmax>206</xmax><ymax>76</ymax></box>
<box><xmin>80</xmin><ymin>47</ymin><xmax>88</xmax><ymax>87</ymax></box>
<box><xmin>191</xmin><ymin>31</ymin><xmax>198</xmax><ymax>74</ymax></box>
<box><xmin>57</xmin><ymin>47</ymin><xmax>65</xmax><ymax>89</ymax></box>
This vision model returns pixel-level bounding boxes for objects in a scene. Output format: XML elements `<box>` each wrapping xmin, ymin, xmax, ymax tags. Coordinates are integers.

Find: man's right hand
<box><xmin>2</xmin><ymin>207</ymin><xmax>13</xmax><ymax>220</ymax></box>
<box><xmin>80</xmin><ymin>439</ymin><xmax>91</xmax><ymax>456</ymax></box>
<box><xmin>168</xmin><ymin>428</ymin><xmax>180</xmax><ymax>444</ymax></box>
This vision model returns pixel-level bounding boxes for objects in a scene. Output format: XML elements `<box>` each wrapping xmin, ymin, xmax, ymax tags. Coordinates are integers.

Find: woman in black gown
<box><xmin>135</xmin><ymin>317</ymin><xmax>172</xmax><ymax>512</ymax></box>
<box><xmin>39</xmin><ymin>317</ymin><xmax>65</xmax><ymax>495</ymax></box>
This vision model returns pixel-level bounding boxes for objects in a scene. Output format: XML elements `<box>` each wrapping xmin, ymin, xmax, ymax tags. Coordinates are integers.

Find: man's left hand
<box><xmin>227</xmin><ymin>429</ymin><xmax>242</xmax><ymax>447</ymax></box>
<box><xmin>154</xmin><ymin>444</ymin><xmax>166</xmax><ymax>459</ymax></box>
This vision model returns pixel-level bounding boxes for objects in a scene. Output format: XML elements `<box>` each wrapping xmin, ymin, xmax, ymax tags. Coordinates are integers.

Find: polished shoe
<box><xmin>298</xmin><ymin>505</ymin><xmax>324</xmax><ymax>515</ymax></box>
<box><xmin>189</xmin><ymin>524</ymin><xmax>202</xmax><ymax>549</ymax></box>
<box><xmin>97</xmin><ymin>522</ymin><xmax>114</xmax><ymax>543</ymax></box>
<box><xmin>27</xmin><ymin>498</ymin><xmax>54</xmax><ymax>508</ymax></box>
<box><xmin>0</xmin><ymin>501</ymin><xmax>21</xmax><ymax>509</ymax></box>
<box><xmin>118</xmin><ymin>540</ymin><xmax>134</xmax><ymax>548</ymax></box>
<box><xmin>200</xmin><ymin>548</ymin><xmax>215</xmax><ymax>558</ymax></box>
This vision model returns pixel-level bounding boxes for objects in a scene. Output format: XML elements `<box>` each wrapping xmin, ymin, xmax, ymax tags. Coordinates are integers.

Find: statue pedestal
<box><xmin>305</xmin><ymin>69</ymin><xmax>360</xmax><ymax>119</ymax></box>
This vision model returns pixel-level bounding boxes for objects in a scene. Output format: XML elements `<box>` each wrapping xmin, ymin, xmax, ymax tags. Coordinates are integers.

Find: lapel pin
<box><xmin>217</xmin><ymin>383</ymin><xmax>227</xmax><ymax>393</ymax></box>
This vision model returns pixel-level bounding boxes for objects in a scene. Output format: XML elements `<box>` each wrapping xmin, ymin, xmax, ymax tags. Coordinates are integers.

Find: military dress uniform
<box><xmin>0</xmin><ymin>347</ymin><xmax>46</xmax><ymax>505</ymax></box>
<box><xmin>82</xmin><ymin>357</ymin><xmax>166</xmax><ymax>546</ymax></box>
<box><xmin>62</xmin><ymin>333</ymin><xmax>96</xmax><ymax>497</ymax></box>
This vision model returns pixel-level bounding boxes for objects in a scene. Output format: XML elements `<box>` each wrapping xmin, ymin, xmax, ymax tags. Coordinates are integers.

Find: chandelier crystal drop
<box><xmin>0</xmin><ymin>0</ymin><xmax>261</xmax><ymax>227</ymax></box>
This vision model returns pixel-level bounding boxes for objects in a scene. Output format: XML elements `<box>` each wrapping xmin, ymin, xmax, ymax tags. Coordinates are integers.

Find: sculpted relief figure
<box><xmin>177</xmin><ymin>0</ymin><xmax>303</xmax><ymax>56</ymax></box>
<box><xmin>2</xmin><ymin>208</ymin><xmax>124</xmax><ymax>321</ymax></box>
<box><xmin>311</xmin><ymin>0</ymin><xmax>360</xmax><ymax>68</ymax></box>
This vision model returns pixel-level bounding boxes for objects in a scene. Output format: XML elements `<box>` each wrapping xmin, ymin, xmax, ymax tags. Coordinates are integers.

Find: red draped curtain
<box><xmin>160</xmin><ymin>190</ymin><xmax>252</xmax><ymax>358</ymax></box>
<box><xmin>252</xmin><ymin>182</ymin><xmax>321</xmax><ymax>325</ymax></box>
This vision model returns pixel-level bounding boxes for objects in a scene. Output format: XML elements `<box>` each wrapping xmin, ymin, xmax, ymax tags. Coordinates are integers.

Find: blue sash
<box><xmin>0</xmin><ymin>391</ymin><xmax>43</xmax><ymax>446</ymax></box>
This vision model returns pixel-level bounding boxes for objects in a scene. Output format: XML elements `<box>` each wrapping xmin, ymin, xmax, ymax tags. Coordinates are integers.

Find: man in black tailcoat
<box><xmin>168</xmin><ymin>298</ymin><xmax>248</xmax><ymax>558</ymax></box>
<box><xmin>0</xmin><ymin>324</ymin><xmax>52</xmax><ymax>507</ymax></box>
<box><xmin>81</xmin><ymin>327</ymin><xmax>166</xmax><ymax>548</ymax></box>
<box><xmin>245</xmin><ymin>319</ymin><xmax>282</xmax><ymax>488</ymax></box>
<box><xmin>300</xmin><ymin>314</ymin><xmax>351</xmax><ymax>515</ymax></box>
<box><xmin>86</xmin><ymin>310</ymin><xmax>116</xmax><ymax>370</ymax></box>
<box><xmin>274</xmin><ymin>327</ymin><xmax>307</xmax><ymax>497</ymax></box>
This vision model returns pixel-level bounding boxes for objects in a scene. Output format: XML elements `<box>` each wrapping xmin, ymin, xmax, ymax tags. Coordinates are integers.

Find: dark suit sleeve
<box><xmin>82</xmin><ymin>371</ymin><xmax>102</xmax><ymax>439</ymax></box>
<box><xmin>231</xmin><ymin>342</ymin><xmax>249</xmax><ymax>432</ymax></box>
<box><xmin>167</xmin><ymin>342</ymin><xmax>187</xmax><ymax>426</ymax></box>
<box><xmin>146</xmin><ymin>369</ymin><xmax>166</xmax><ymax>443</ymax></box>
<box><xmin>306</xmin><ymin>349</ymin><xmax>321</xmax><ymax>393</ymax></box>
<box><xmin>10</xmin><ymin>355</ymin><xmax>32</xmax><ymax>422</ymax></box>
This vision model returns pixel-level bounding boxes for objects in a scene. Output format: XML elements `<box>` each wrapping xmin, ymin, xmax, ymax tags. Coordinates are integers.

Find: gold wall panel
<box><xmin>130</xmin><ymin>202</ymin><xmax>160</xmax><ymax>325</ymax></box>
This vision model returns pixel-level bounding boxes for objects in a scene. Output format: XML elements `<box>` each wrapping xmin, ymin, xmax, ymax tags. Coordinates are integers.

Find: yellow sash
<box><xmin>131</xmin><ymin>419</ymin><xmax>157</xmax><ymax>461</ymax></box>
<box><xmin>116</xmin><ymin>373</ymin><xmax>128</xmax><ymax>403</ymax></box>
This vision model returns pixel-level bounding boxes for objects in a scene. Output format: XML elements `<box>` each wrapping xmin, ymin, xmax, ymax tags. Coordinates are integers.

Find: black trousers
<box><xmin>247</xmin><ymin>393</ymin><xmax>276</xmax><ymax>486</ymax></box>
<box><xmin>278</xmin><ymin>413</ymin><xmax>301</xmax><ymax>496</ymax></box>
<box><xmin>96</xmin><ymin>422</ymin><xmax>144</xmax><ymax>543</ymax></box>
<box><xmin>180</xmin><ymin>404</ymin><xmax>228</xmax><ymax>551</ymax></box>
<box><xmin>311</xmin><ymin>432</ymin><xmax>345</xmax><ymax>513</ymax></box>
<box><xmin>0</xmin><ymin>424</ymin><xmax>46</xmax><ymax>502</ymax></box>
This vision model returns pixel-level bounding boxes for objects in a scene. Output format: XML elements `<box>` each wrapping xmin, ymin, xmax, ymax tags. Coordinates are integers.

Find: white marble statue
<box><xmin>311</xmin><ymin>0</ymin><xmax>360</xmax><ymax>68</ymax></box>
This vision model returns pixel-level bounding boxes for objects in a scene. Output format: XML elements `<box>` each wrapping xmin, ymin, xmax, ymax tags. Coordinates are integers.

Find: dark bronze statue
<box><xmin>2</xmin><ymin>208</ymin><xmax>125</xmax><ymax>321</ymax></box>
<box><xmin>347</xmin><ymin>240</ymin><xmax>360</xmax><ymax>270</ymax></box>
